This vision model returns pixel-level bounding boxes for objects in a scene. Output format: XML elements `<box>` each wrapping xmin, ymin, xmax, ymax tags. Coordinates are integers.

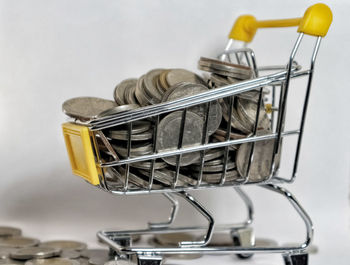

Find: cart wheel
<box><xmin>283</xmin><ymin>253</ymin><xmax>308</xmax><ymax>265</ymax></box>
<box><xmin>231</xmin><ymin>228</ymin><xmax>254</xmax><ymax>259</ymax></box>
<box><xmin>233</xmin><ymin>235</ymin><xmax>254</xmax><ymax>259</ymax></box>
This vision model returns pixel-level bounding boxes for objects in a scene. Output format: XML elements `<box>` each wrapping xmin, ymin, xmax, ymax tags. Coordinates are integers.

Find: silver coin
<box><xmin>113</xmin><ymin>142</ymin><xmax>153</xmax><ymax>158</ymax></box>
<box><xmin>211</xmin><ymin>134</ymin><xmax>238</xmax><ymax>150</ymax></box>
<box><xmin>80</xmin><ymin>250</ymin><xmax>109</xmax><ymax>260</ymax></box>
<box><xmin>63</xmin><ymin>97</ymin><xmax>117</xmax><ymax>121</ymax></box>
<box><xmin>10</xmin><ymin>247</ymin><xmax>61</xmax><ymax>260</ymax></box>
<box><xmin>0</xmin><ymin>237</ymin><xmax>39</xmax><ymax>248</ymax></box>
<box><xmin>60</xmin><ymin>250</ymin><xmax>81</xmax><ymax>260</ymax></box>
<box><xmin>157</xmin><ymin>111</ymin><xmax>203</xmax><ymax>166</ymax></box>
<box><xmin>134</xmin><ymin>76</ymin><xmax>155</xmax><ymax>106</ymax></box>
<box><xmin>40</xmin><ymin>241</ymin><xmax>86</xmax><ymax>251</ymax></box>
<box><xmin>0</xmin><ymin>228</ymin><xmax>21</xmax><ymax>238</ymax></box>
<box><xmin>191</xmin><ymin>161</ymin><xmax>236</xmax><ymax>173</ymax></box>
<box><xmin>193</xmin><ymin>149</ymin><xmax>225</xmax><ymax>164</ymax></box>
<box><xmin>236</xmin><ymin>129</ymin><xmax>280</xmax><ymax>182</ymax></box>
<box><xmin>236</xmin><ymin>98</ymin><xmax>271</xmax><ymax>131</ymax></box>
<box><xmin>148</xmin><ymin>237</ymin><xmax>203</xmax><ymax>260</ymax></box>
<box><xmin>221</xmin><ymin>100</ymin><xmax>251</xmax><ymax>134</ymax></box>
<box><xmin>97</xmin><ymin>104</ymin><xmax>139</xmax><ymax>118</ymax></box>
<box><xmin>0</xmin><ymin>248</ymin><xmax>17</xmax><ymax>259</ymax></box>
<box><xmin>114</xmin><ymin>167</ymin><xmax>163</xmax><ymax>189</ymax></box>
<box><xmin>124</xmin><ymin>83</ymin><xmax>139</xmax><ymax>105</ymax></box>
<box><xmin>108</xmin><ymin>130</ymin><xmax>153</xmax><ymax>141</ymax></box>
<box><xmin>139</xmin><ymin>169</ymin><xmax>197</xmax><ymax>187</ymax></box>
<box><xmin>154</xmin><ymin>233</ymin><xmax>200</xmax><ymax>246</ymax></box>
<box><xmin>113</xmin><ymin>79</ymin><xmax>138</xmax><ymax>105</ymax></box>
<box><xmin>198</xmin><ymin>57</ymin><xmax>252</xmax><ymax>79</ymax></box>
<box><xmin>194</xmin><ymin>170</ymin><xmax>239</xmax><ymax>184</ymax></box>
<box><xmin>214</xmin><ymin>128</ymin><xmax>246</xmax><ymax>140</ymax></box>
<box><xmin>0</xmin><ymin>259</ymin><xmax>23</xmax><ymax>265</ymax></box>
<box><xmin>143</xmin><ymin>69</ymin><xmax>164</xmax><ymax>102</ymax></box>
<box><xmin>163</xmin><ymin>82</ymin><xmax>222</xmax><ymax>135</ymax></box>
<box><xmin>25</xmin><ymin>258</ymin><xmax>80</xmax><ymax>265</ymax></box>
<box><xmin>109</xmin><ymin>121</ymin><xmax>151</xmax><ymax>135</ymax></box>
<box><xmin>255</xmin><ymin>238</ymin><xmax>278</xmax><ymax>247</ymax></box>
<box><xmin>77</xmin><ymin>258</ymin><xmax>89</xmax><ymax>265</ymax></box>
<box><xmin>88</xmin><ymin>256</ymin><xmax>111</xmax><ymax>265</ymax></box>
<box><xmin>131</xmin><ymin>161</ymin><xmax>168</xmax><ymax>170</ymax></box>
<box><xmin>210</xmin><ymin>74</ymin><xmax>240</xmax><ymax>87</ymax></box>
<box><xmin>165</xmin><ymin>69</ymin><xmax>206</xmax><ymax>87</ymax></box>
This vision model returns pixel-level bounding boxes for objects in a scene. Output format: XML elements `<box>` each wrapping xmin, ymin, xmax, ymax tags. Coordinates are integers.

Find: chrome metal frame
<box><xmin>66</xmin><ymin>31</ymin><xmax>325</xmax><ymax>264</ymax></box>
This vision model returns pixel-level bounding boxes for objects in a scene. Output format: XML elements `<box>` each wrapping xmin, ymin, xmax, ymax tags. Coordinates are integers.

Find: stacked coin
<box><xmin>63</xmin><ymin>61</ymin><xmax>276</xmax><ymax>185</ymax></box>
<box><xmin>0</xmin><ymin>226</ymin><xmax>142</xmax><ymax>265</ymax></box>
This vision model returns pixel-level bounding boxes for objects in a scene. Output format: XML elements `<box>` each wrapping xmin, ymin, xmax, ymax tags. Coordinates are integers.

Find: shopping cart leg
<box><xmin>176</xmin><ymin>191</ymin><xmax>215</xmax><ymax>247</ymax></box>
<box><xmin>283</xmin><ymin>253</ymin><xmax>308</xmax><ymax>265</ymax></box>
<box><xmin>148</xmin><ymin>193</ymin><xmax>179</xmax><ymax>229</ymax></box>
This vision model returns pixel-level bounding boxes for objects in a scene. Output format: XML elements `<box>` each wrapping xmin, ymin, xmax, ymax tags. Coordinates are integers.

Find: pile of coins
<box><xmin>0</xmin><ymin>226</ymin><xmax>123</xmax><ymax>265</ymax></box>
<box><xmin>63</xmin><ymin>58</ymin><xmax>277</xmax><ymax>187</ymax></box>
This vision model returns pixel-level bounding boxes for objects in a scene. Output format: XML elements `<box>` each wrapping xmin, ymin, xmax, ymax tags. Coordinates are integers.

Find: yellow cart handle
<box><xmin>229</xmin><ymin>3</ymin><xmax>332</xmax><ymax>42</ymax></box>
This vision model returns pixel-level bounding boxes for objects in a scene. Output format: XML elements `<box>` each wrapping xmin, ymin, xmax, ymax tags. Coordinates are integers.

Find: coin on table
<box><xmin>62</xmin><ymin>97</ymin><xmax>117</xmax><ymax>121</ymax></box>
<box><xmin>60</xmin><ymin>250</ymin><xmax>81</xmax><ymax>259</ymax></box>
<box><xmin>10</xmin><ymin>247</ymin><xmax>61</xmax><ymax>260</ymax></box>
<box><xmin>254</xmin><ymin>238</ymin><xmax>278</xmax><ymax>247</ymax></box>
<box><xmin>0</xmin><ymin>258</ymin><xmax>23</xmax><ymax>265</ymax></box>
<box><xmin>25</xmin><ymin>258</ymin><xmax>80</xmax><ymax>265</ymax></box>
<box><xmin>156</xmin><ymin>111</ymin><xmax>203</xmax><ymax>166</ymax></box>
<box><xmin>0</xmin><ymin>248</ymin><xmax>18</xmax><ymax>259</ymax></box>
<box><xmin>236</xmin><ymin>129</ymin><xmax>280</xmax><ymax>182</ymax></box>
<box><xmin>163</xmin><ymin>82</ymin><xmax>222</xmax><ymax>135</ymax></box>
<box><xmin>143</xmin><ymin>69</ymin><xmax>165</xmax><ymax>102</ymax></box>
<box><xmin>113</xmin><ymin>79</ymin><xmax>138</xmax><ymax>105</ymax></box>
<box><xmin>237</xmin><ymin>98</ymin><xmax>271</xmax><ymax>131</ymax></box>
<box><xmin>154</xmin><ymin>233</ymin><xmax>201</xmax><ymax>246</ymax></box>
<box><xmin>0</xmin><ymin>228</ymin><xmax>21</xmax><ymax>238</ymax></box>
<box><xmin>207</xmin><ymin>232</ymin><xmax>234</xmax><ymax>246</ymax></box>
<box><xmin>0</xmin><ymin>237</ymin><xmax>39</xmax><ymax>248</ymax></box>
<box><xmin>165</xmin><ymin>69</ymin><xmax>206</xmax><ymax>88</ymax></box>
<box><xmin>40</xmin><ymin>241</ymin><xmax>87</xmax><ymax>252</ymax></box>
<box><xmin>80</xmin><ymin>249</ymin><xmax>109</xmax><ymax>260</ymax></box>
<box><xmin>97</xmin><ymin>104</ymin><xmax>139</xmax><ymax>118</ymax></box>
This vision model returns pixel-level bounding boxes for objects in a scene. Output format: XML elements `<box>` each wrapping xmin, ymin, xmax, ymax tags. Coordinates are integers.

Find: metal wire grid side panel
<box><xmin>76</xmin><ymin>33</ymin><xmax>323</xmax><ymax>195</ymax></box>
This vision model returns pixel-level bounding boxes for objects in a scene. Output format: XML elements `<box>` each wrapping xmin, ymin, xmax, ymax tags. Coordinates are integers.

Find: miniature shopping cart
<box><xmin>62</xmin><ymin>4</ymin><xmax>332</xmax><ymax>265</ymax></box>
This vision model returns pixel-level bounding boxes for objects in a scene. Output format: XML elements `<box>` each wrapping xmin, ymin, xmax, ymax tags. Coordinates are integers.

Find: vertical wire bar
<box><xmin>173</xmin><ymin>109</ymin><xmax>187</xmax><ymax>188</ymax></box>
<box><xmin>271</xmin><ymin>33</ymin><xmax>304</xmax><ymax>176</ymax></box>
<box><xmin>92</xmin><ymin>132</ymin><xmax>108</xmax><ymax>190</ymax></box>
<box><xmin>197</xmin><ymin>102</ymin><xmax>211</xmax><ymax>187</ymax></box>
<box><xmin>124</xmin><ymin>122</ymin><xmax>132</xmax><ymax>191</ymax></box>
<box><xmin>219</xmin><ymin>38</ymin><xmax>233</xmax><ymax>61</ymax></box>
<box><xmin>235</xmin><ymin>52</ymin><xmax>241</xmax><ymax>64</ymax></box>
<box><xmin>249</xmin><ymin>50</ymin><xmax>259</xmax><ymax>78</ymax></box>
<box><xmin>149</xmin><ymin>116</ymin><xmax>160</xmax><ymax>190</ymax></box>
<box><xmin>271</xmin><ymin>85</ymin><xmax>276</xmax><ymax>129</ymax></box>
<box><xmin>220</xmin><ymin>96</ymin><xmax>234</xmax><ymax>185</ymax></box>
<box><xmin>244</xmin><ymin>86</ymin><xmax>264</xmax><ymax>182</ymax></box>
<box><xmin>292</xmin><ymin>37</ymin><xmax>322</xmax><ymax>181</ymax></box>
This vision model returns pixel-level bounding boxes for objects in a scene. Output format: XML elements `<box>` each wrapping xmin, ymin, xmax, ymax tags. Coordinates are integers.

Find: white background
<box><xmin>1</xmin><ymin>0</ymin><xmax>349</xmax><ymax>264</ymax></box>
